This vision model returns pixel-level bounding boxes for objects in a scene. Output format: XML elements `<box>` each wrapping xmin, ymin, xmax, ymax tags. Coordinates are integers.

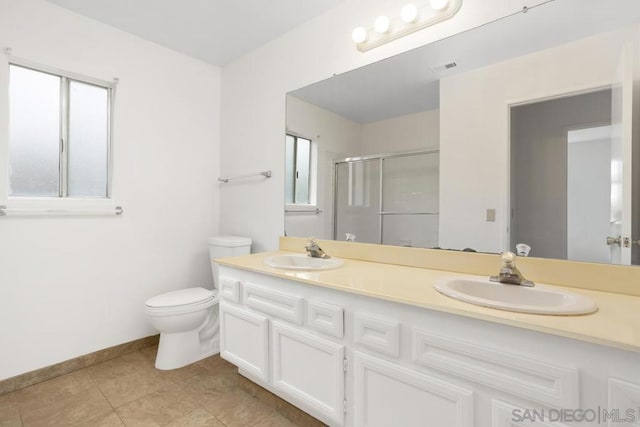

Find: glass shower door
<box><xmin>380</xmin><ymin>152</ymin><xmax>439</xmax><ymax>247</ymax></box>
<box><xmin>334</xmin><ymin>159</ymin><xmax>380</xmax><ymax>244</ymax></box>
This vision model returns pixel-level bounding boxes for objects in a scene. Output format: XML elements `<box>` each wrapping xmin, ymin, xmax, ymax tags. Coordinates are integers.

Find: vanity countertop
<box><xmin>215</xmin><ymin>250</ymin><xmax>640</xmax><ymax>353</ymax></box>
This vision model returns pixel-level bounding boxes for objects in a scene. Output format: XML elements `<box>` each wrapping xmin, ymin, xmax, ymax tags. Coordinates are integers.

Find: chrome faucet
<box><xmin>305</xmin><ymin>238</ymin><xmax>330</xmax><ymax>259</ymax></box>
<box><xmin>490</xmin><ymin>251</ymin><xmax>534</xmax><ymax>287</ymax></box>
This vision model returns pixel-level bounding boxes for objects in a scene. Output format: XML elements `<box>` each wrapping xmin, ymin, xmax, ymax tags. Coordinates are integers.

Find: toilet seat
<box><xmin>145</xmin><ymin>287</ymin><xmax>218</xmax><ymax>316</ymax></box>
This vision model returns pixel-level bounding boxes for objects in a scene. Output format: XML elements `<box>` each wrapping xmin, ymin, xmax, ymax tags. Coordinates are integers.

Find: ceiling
<box><xmin>291</xmin><ymin>0</ymin><xmax>640</xmax><ymax>123</ymax></box>
<box><xmin>45</xmin><ymin>0</ymin><xmax>344</xmax><ymax>65</ymax></box>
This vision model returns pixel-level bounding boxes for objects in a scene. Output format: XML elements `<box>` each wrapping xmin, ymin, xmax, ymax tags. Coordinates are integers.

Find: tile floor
<box><xmin>0</xmin><ymin>346</ymin><xmax>323</xmax><ymax>426</ymax></box>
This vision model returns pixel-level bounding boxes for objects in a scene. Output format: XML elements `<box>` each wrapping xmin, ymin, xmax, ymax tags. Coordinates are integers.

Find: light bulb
<box><xmin>400</xmin><ymin>3</ymin><xmax>418</xmax><ymax>23</ymax></box>
<box><xmin>352</xmin><ymin>26</ymin><xmax>367</xmax><ymax>44</ymax></box>
<box><xmin>374</xmin><ymin>15</ymin><xmax>390</xmax><ymax>33</ymax></box>
<box><xmin>430</xmin><ymin>0</ymin><xmax>449</xmax><ymax>10</ymax></box>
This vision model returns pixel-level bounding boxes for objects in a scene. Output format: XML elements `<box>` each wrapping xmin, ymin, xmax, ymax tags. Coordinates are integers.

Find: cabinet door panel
<box><xmin>354</xmin><ymin>352</ymin><xmax>473</xmax><ymax>427</ymax></box>
<box><xmin>272</xmin><ymin>321</ymin><xmax>345</xmax><ymax>426</ymax></box>
<box><xmin>219</xmin><ymin>301</ymin><xmax>269</xmax><ymax>381</ymax></box>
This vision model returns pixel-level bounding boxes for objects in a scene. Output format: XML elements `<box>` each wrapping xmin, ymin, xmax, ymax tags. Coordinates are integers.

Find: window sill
<box><xmin>1</xmin><ymin>197</ymin><xmax>122</xmax><ymax>217</ymax></box>
<box><xmin>285</xmin><ymin>204</ymin><xmax>322</xmax><ymax>214</ymax></box>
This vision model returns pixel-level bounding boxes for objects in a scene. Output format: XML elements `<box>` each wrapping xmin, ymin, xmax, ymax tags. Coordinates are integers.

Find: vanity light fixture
<box><xmin>374</xmin><ymin>15</ymin><xmax>391</xmax><ymax>33</ymax></box>
<box><xmin>352</xmin><ymin>26</ymin><xmax>368</xmax><ymax>44</ymax></box>
<box><xmin>352</xmin><ymin>0</ymin><xmax>462</xmax><ymax>52</ymax></box>
<box><xmin>429</xmin><ymin>0</ymin><xmax>450</xmax><ymax>11</ymax></box>
<box><xmin>400</xmin><ymin>3</ymin><xmax>419</xmax><ymax>23</ymax></box>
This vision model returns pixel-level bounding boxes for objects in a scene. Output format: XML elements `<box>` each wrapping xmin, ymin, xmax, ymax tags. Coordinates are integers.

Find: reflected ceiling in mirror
<box><xmin>284</xmin><ymin>0</ymin><xmax>640</xmax><ymax>266</ymax></box>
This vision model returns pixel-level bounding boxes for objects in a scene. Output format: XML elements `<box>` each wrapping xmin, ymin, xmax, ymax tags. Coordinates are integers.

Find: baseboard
<box><xmin>0</xmin><ymin>334</ymin><xmax>159</xmax><ymax>396</ymax></box>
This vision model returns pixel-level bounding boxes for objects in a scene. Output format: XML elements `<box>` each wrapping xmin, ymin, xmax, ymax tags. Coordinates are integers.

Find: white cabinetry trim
<box><xmin>272</xmin><ymin>321</ymin><xmax>345</xmax><ymax>426</ymax></box>
<box><xmin>243</xmin><ymin>282</ymin><xmax>305</xmax><ymax>324</ymax></box>
<box><xmin>354</xmin><ymin>352</ymin><xmax>473</xmax><ymax>427</ymax></box>
<box><xmin>307</xmin><ymin>300</ymin><xmax>344</xmax><ymax>338</ymax></box>
<box><xmin>354</xmin><ymin>312</ymin><xmax>400</xmax><ymax>357</ymax></box>
<box><xmin>491</xmin><ymin>399</ymin><xmax>569</xmax><ymax>427</ymax></box>
<box><xmin>219</xmin><ymin>301</ymin><xmax>269</xmax><ymax>382</ymax></box>
<box><xmin>219</xmin><ymin>275</ymin><xmax>241</xmax><ymax>303</ymax></box>
<box><xmin>412</xmin><ymin>329</ymin><xmax>579</xmax><ymax>408</ymax></box>
<box><xmin>608</xmin><ymin>378</ymin><xmax>640</xmax><ymax>427</ymax></box>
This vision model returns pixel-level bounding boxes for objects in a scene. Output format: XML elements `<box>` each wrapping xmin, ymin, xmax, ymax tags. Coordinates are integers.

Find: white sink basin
<box><xmin>264</xmin><ymin>254</ymin><xmax>344</xmax><ymax>271</ymax></box>
<box><xmin>434</xmin><ymin>276</ymin><xmax>597</xmax><ymax>315</ymax></box>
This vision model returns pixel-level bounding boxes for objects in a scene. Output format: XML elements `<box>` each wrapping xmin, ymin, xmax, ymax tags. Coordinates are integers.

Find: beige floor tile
<box><xmin>275</xmin><ymin>399</ymin><xmax>325</xmax><ymax>427</ymax></box>
<box><xmin>97</xmin><ymin>368</ymin><xmax>174</xmax><ymax>408</ymax></box>
<box><xmin>116</xmin><ymin>382</ymin><xmax>202</xmax><ymax>426</ymax></box>
<box><xmin>164</xmin><ymin>408</ymin><xmax>224</xmax><ymax>427</ymax></box>
<box><xmin>253</xmin><ymin>412</ymin><xmax>300</xmax><ymax>427</ymax></box>
<box><xmin>75</xmin><ymin>411</ymin><xmax>124</xmax><ymax>427</ymax></box>
<box><xmin>158</xmin><ymin>363</ymin><xmax>212</xmax><ymax>384</ymax></box>
<box><xmin>195</xmin><ymin>355</ymin><xmax>236</xmax><ymax>374</ymax></box>
<box><xmin>201</xmin><ymin>389</ymin><xmax>275</xmax><ymax>427</ymax></box>
<box><xmin>14</xmin><ymin>371</ymin><xmax>96</xmax><ymax>414</ymax></box>
<box><xmin>180</xmin><ymin>369</ymin><xmax>238</xmax><ymax>398</ymax></box>
<box><xmin>138</xmin><ymin>346</ymin><xmax>158</xmax><ymax>363</ymax></box>
<box><xmin>0</xmin><ymin>393</ymin><xmax>21</xmax><ymax>427</ymax></box>
<box><xmin>86</xmin><ymin>352</ymin><xmax>152</xmax><ymax>383</ymax></box>
<box><xmin>20</xmin><ymin>387</ymin><xmax>112</xmax><ymax>427</ymax></box>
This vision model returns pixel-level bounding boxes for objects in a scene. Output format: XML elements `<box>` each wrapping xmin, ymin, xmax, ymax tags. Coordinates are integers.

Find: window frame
<box><xmin>285</xmin><ymin>133</ymin><xmax>316</xmax><ymax>207</ymax></box>
<box><xmin>7</xmin><ymin>56</ymin><xmax>116</xmax><ymax>200</ymax></box>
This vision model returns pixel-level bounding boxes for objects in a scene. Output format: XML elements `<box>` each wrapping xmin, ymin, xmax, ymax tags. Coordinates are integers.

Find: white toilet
<box><xmin>144</xmin><ymin>236</ymin><xmax>251</xmax><ymax>370</ymax></box>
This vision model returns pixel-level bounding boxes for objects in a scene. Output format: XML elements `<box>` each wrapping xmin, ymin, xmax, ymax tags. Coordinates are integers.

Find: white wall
<box><xmin>220</xmin><ymin>0</ymin><xmax>540</xmax><ymax>252</ymax></box>
<box><xmin>439</xmin><ymin>26</ymin><xmax>640</xmax><ymax>253</ymax></box>
<box><xmin>360</xmin><ymin>109</ymin><xmax>440</xmax><ymax>154</ymax></box>
<box><xmin>285</xmin><ymin>96</ymin><xmax>361</xmax><ymax>240</ymax></box>
<box><xmin>0</xmin><ymin>0</ymin><xmax>221</xmax><ymax>379</ymax></box>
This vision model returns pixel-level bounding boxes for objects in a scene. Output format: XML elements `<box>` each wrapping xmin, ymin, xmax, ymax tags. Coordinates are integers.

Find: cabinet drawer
<box><xmin>219</xmin><ymin>301</ymin><xmax>269</xmax><ymax>382</ymax></box>
<box><xmin>243</xmin><ymin>282</ymin><xmax>305</xmax><ymax>324</ymax></box>
<box><xmin>219</xmin><ymin>275</ymin><xmax>241</xmax><ymax>303</ymax></box>
<box><xmin>354</xmin><ymin>312</ymin><xmax>401</xmax><ymax>357</ymax></box>
<box><xmin>412</xmin><ymin>329</ymin><xmax>579</xmax><ymax>408</ymax></box>
<box><xmin>307</xmin><ymin>300</ymin><xmax>344</xmax><ymax>338</ymax></box>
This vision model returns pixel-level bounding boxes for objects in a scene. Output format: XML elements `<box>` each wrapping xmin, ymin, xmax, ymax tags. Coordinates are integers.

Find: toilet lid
<box><xmin>145</xmin><ymin>287</ymin><xmax>214</xmax><ymax>308</ymax></box>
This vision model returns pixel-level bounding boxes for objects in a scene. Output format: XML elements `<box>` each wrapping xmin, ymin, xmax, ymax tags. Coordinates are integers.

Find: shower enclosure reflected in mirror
<box><xmin>284</xmin><ymin>0</ymin><xmax>640</xmax><ymax>265</ymax></box>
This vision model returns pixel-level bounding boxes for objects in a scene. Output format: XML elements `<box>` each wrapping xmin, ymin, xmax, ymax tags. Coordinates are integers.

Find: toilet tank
<box><xmin>208</xmin><ymin>236</ymin><xmax>251</xmax><ymax>289</ymax></box>
<box><xmin>208</xmin><ymin>236</ymin><xmax>252</xmax><ymax>259</ymax></box>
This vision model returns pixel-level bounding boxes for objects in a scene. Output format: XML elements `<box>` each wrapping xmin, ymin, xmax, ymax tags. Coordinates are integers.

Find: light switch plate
<box><xmin>486</xmin><ymin>209</ymin><xmax>496</xmax><ymax>222</ymax></box>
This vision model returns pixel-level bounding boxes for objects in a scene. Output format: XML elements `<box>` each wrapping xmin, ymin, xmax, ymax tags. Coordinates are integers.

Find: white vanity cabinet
<box><xmin>217</xmin><ymin>266</ymin><xmax>640</xmax><ymax>427</ymax></box>
<box><xmin>218</xmin><ymin>277</ymin><xmax>347</xmax><ymax>426</ymax></box>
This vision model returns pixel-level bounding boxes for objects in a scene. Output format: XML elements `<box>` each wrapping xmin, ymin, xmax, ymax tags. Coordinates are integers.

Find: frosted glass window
<box><xmin>9</xmin><ymin>65</ymin><xmax>61</xmax><ymax>196</ymax></box>
<box><xmin>68</xmin><ymin>81</ymin><xmax>109</xmax><ymax>197</ymax></box>
<box><xmin>7</xmin><ymin>62</ymin><xmax>112</xmax><ymax>199</ymax></box>
<box><xmin>285</xmin><ymin>135</ymin><xmax>295</xmax><ymax>204</ymax></box>
<box><xmin>284</xmin><ymin>134</ymin><xmax>313</xmax><ymax>205</ymax></box>
<box><xmin>295</xmin><ymin>137</ymin><xmax>311</xmax><ymax>204</ymax></box>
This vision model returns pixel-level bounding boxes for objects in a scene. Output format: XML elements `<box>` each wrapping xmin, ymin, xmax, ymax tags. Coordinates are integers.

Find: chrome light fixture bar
<box><xmin>352</xmin><ymin>0</ymin><xmax>463</xmax><ymax>52</ymax></box>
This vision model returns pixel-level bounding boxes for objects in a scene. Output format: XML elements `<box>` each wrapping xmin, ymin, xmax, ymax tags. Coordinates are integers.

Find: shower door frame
<box><xmin>332</xmin><ymin>148</ymin><xmax>440</xmax><ymax>244</ymax></box>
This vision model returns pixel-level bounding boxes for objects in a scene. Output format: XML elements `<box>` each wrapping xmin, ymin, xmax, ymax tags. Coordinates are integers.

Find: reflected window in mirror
<box><xmin>285</xmin><ymin>134</ymin><xmax>316</xmax><ymax>206</ymax></box>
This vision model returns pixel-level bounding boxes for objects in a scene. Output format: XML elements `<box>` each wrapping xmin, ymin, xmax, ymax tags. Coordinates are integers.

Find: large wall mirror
<box><xmin>284</xmin><ymin>0</ymin><xmax>640</xmax><ymax>266</ymax></box>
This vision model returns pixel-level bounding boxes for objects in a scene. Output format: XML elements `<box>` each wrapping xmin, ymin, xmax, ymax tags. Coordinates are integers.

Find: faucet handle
<box><xmin>501</xmin><ymin>251</ymin><xmax>516</xmax><ymax>265</ymax></box>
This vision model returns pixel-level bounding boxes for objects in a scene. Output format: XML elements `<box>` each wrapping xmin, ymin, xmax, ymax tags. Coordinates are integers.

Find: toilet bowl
<box><xmin>145</xmin><ymin>287</ymin><xmax>219</xmax><ymax>370</ymax></box>
<box><xmin>144</xmin><ymin>236</ymin><xmax>251</xmax><ymax>370</ymax></box>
